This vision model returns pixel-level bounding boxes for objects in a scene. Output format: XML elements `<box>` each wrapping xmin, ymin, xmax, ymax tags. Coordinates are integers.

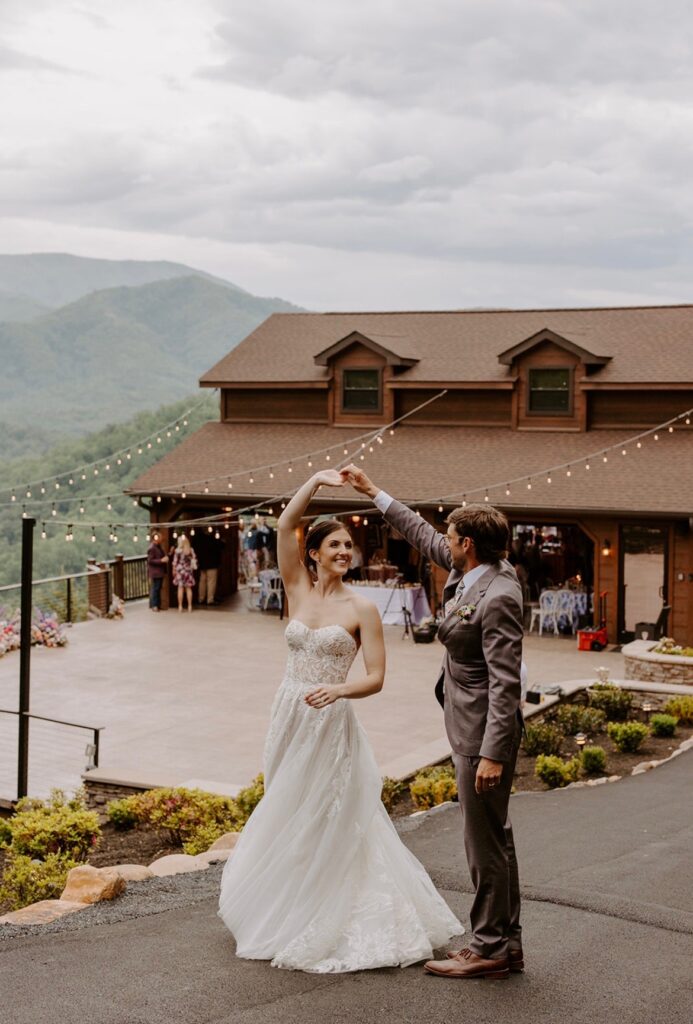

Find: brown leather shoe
<box><xmin>447</xmin><ymin>946</ymin><xmax>524</xmax><ymax>972</ymax></box>
<box><xmin>425</xmin><ymin>948</ymin><xmax>510</xmax><ymax>979</ymax></box>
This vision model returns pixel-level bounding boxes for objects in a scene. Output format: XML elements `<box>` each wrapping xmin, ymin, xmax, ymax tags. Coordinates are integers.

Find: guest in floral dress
<box><xmin>172</xmin><ymin>535</ymin><xmax>198</xmax><ymax>613</ymax></box>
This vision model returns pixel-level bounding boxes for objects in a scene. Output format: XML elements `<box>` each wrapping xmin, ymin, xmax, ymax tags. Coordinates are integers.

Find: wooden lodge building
<box><xmin>128</xmin><ymin>304</ymin><xmax>693</xmax><ymax>646</ymax></box>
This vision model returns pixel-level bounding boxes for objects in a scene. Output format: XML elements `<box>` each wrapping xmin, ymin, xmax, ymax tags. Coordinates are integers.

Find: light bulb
<box><xmin>181</xmin><ymin>491</ymin><xmax>187</xmax><ymax>499</ymax></box>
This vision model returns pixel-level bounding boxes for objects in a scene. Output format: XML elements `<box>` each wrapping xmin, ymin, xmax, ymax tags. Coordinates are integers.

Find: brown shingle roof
<box><xmin>127</xmin><ymin>421</ymin><xmax>693</xmax><ymax>517</ymax></box>
<box><xmin>199</xmin><ymin>305</ymin><xmax>693</xmax><ymax>386</ymax></box>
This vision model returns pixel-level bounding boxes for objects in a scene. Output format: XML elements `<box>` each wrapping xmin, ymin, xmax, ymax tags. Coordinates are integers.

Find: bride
<box><xmin>218</xmin><ymin>470</ymin><xmax>462</xmax><ymax>972</ymax></box>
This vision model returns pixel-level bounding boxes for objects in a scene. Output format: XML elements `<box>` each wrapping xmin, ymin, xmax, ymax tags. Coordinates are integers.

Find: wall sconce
<box><xmin>601</xmin><ymin>539</ymin><xmax>612</xmax><ymax>556</ymax></box>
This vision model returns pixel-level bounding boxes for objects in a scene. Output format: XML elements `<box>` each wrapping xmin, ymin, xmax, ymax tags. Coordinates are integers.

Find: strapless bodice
<box><xmin>283</xmin><ymin>619</ymin><xmax>358</xmax><ymax>688</ymax></box>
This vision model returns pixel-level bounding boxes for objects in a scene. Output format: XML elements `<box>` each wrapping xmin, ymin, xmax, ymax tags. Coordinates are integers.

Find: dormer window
<box><xmin>342</xmin><ymin>368</ymin><xmax>381</xmax><ymax>412</ymax></box>
<box><xmin>528</xmin><ymin>368</ymin><xmax>572</xmax><ymax>414</ymax></box>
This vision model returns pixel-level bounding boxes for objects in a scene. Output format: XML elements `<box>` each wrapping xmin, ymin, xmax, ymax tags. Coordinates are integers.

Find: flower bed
<box><xmin>0</xmin><ymin>607</ymin><xmax>68</xmax><ymax>657</ymax></box>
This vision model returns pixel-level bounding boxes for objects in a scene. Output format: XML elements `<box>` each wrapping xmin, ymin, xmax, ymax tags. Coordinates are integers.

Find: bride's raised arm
<box><xmin>276</xmin><ymin>470</ymin><xmax>347</xmax><ymax>602</ymax></box>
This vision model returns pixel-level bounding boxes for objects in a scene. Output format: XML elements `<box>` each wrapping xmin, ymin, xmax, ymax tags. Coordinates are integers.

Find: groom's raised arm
<box><xmin>342</xmin><ymin>467</ymin><xmax>452</xmax><ymax>571</ymax></box>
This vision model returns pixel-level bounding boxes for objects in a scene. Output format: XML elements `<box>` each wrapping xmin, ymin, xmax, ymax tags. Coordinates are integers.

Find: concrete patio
<box><xmin>0</xmin><ymin>593</ymin><xmax>626</xmax><ymax>801</ymax></box>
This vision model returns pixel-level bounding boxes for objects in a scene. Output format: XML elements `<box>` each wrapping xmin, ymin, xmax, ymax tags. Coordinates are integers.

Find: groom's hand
<box><xmin>475</xmin><ymin>757</ymin><xmax>503</xmax><ymax>794</ymax></box>
<box><xmin>340</xmin><ymin>465</ymin><xmax>379</xmax><ymax>499</ymax></box>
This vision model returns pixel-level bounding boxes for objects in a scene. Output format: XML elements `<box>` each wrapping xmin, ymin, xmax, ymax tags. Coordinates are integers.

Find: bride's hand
<box><xmin>304</xmin><ymin>685</ymin><xmax>341</xmax><ymax>709</ymax></box>
<box><xmin>312</xmin><ymin>469</ymin><xmax>347</xmax><ymax>488</ymax></box>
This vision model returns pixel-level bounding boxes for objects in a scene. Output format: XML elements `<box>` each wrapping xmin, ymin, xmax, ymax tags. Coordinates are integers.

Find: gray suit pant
<box><xmin>452</xmin><ymin>724</ymin><xmax>522</xmax><ymax>960</ymax></box>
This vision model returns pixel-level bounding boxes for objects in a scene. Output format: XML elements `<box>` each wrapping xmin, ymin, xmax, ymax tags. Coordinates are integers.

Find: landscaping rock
<box><xmin>111</xmin><ymin>864</ymin><xmax>154</xmax><ymax>881</ymax></box>
<box><xmin>61</xmin><ymin>865</ymin><xmax>126</xmax><ymax>905</ymax></box>
<box><xmin>149</xmin><ymin>854</ymin><xmax>204</xmax><ymax>877</ymax></box>
<box><xmin>209</xmin><ymin>832</ymin><xmax>240</xmax><ymax>852</ymax></box>
<box><xmin>632</xmin><ymin>761</ymin><xmax>659</xmax><ymax>775</ymax></box>
<box><xmin>0</xmin><ymin>900</ymin><xmax>85</xmax><ymax>925</ymax></box>
<box><xmin>193</xmin><ymin>849</ymin><xmax>232</xmax><ymax>868</ymax></box>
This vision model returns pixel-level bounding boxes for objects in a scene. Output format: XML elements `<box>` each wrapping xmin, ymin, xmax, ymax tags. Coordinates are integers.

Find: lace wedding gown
<box><xmin>218</xmin><ymin>619</ymin><xmax>462</xmax><ymax>972</ymax></box>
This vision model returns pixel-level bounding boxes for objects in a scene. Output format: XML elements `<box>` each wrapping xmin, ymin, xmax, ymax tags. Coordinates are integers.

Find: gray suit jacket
<box><xmin>383</xmin><ymin>499</ymin><xmax>523</xmax><ymax>763</ymax></box>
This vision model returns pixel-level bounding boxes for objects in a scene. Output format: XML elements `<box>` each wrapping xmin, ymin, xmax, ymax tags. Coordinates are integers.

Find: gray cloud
<box><xmin>2</xmin><ymin>0</ymin><xmax>693</xmax><ymax>309</ymax></box>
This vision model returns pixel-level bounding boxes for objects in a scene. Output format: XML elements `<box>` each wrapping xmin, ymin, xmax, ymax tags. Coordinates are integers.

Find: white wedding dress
<box><xmin>217</xmin><ymin>619</ymin><xmax>462</xmax><ymax>972</ymax></box>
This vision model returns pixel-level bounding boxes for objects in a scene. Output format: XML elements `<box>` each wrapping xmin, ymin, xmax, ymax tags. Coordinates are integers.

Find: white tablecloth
<box><xmin>346</xmin><ymin>583</ymin><xmax>431</xmax><ymax>626</ymax></box>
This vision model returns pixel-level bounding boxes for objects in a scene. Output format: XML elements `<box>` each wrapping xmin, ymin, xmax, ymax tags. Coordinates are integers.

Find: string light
<box><xmin>668</xmin><ymin>425</ymin><xmax>674</xmax><ymax>433</ymax></box>
<box><xmin>547</xmin><ymin>475</ymin><xmax>552</xmax><ymax>484</ymax></box>
<box><xmin>41</xmin><ymin>523</ymin><xmax>47</xmax><ymax>540</ymax></box>
<box><xmin>527</xmin><ymin>480</ymin><xmax>532</xmax><ymax>490</ymax></box>
<box><xmin>91</xmin><ymin>527</ymin><xmax>96</xmax><ymax>542</ymax></box>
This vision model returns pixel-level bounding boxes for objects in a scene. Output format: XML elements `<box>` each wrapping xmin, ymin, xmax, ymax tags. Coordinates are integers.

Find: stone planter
<box><xmin>622</xmin><ymin>640</ymin><xmax>693</xmax><ymax>685</ymax></box>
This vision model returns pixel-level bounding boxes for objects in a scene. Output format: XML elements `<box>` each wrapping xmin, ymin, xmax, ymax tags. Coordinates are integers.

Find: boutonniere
<box><xmin>456</xmin><ymin>603</ymin><xmax>476</xmax><ymax>621</ymax></box>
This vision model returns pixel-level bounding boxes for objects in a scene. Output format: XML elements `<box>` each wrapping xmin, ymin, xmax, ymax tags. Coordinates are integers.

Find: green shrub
<box><xmin>652</xmin><ymin>637</ymin><xmax>693</xmax><ymax>657</ymax></box>
<box><xmin>649</xmin><ymin>713</ymin><xmax>678</xmax><ymax>738</ymax></box>
<box><xmin>6</xmin><ymin>788</ymin><xmax>100</xmax><ymax>860</ymax></box>
<box><xmin>607</xmin><ymin>721</ymin><xmax>649</xmax><ymax>753</ymax></box>
<box><xmin>181</xmin><ymin>822</ymin><xmax>232</xmax><ymax>856</ymax></box>
<box><xmin>381</xmin><ymin>777</ymin><xmax>407</xmax><ymax>813</ymax></box>
<box><xmin>587</xmin><ymin>683</ymin><xmax>633</xmax><ymax>721</ymax></box>
<box><xmin>105</xmin><ymin>786</ymin><xmax>242</xmax><ymax>848</ymax></box>
<box><xmin>552</xmin><ymin>704</ymin><xmax>607</xmax><ymax>736</ymax></box>
<box><xmin>234</xmin><ymin>775</ymin><xmax>264</xmax><ymax>825</ymax></box>
<box><xmin>663</xmin><ymin>695</ymin><xmax>693</xmax><ymax>726</ymax></box>
<box><xmin>580</xmin><ymin>746</ymin><xmax>607</xmax><ymax>775</ymax></box>
<box><xmin>410</xmin><ymin>765</ymin><xmax>457</xmax><ymax>810</ymax></box>
<box><xmin>0</xmin><ymin>851</ymin><xmax>79</xmax><ymax>911</ymax></box>
<box><xmin>106</xmin><ymin>795</ymin><xmax>141</xmax><ymax>831</ymax></box>
<box><xmin>0</xmin><ymin>817</ymin><xmax>12</xmax><ymax>847</ymax></box>
<box><xmin>522</xmin><ymin>722</ymin><xmax>563</xmax><ymax>756</ymax></box>
<box><xmin>535</xmin><ymin>755</ymin><xmax>580</xmax><ymax>789</ymax></box>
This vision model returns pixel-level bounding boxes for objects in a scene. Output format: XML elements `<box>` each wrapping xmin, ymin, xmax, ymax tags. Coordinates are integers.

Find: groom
<box><xmin>344</xmin><ymin>467</ymin><xmax>524</xmax><ymax>980</ymax></box>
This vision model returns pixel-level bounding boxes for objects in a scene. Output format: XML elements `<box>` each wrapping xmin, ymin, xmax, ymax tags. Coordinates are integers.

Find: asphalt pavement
<box><xmin>1</xmin><ymin>753</ymin><xmax>691</xmax><ymax>1024</ymax></box>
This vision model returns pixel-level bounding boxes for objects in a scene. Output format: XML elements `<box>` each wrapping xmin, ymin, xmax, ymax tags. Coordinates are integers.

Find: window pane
<box><xmin>343</xmin><ymin>388</ymin><xmax>380</xmax><ymax>410</ymax></box>
<box><xmin>344</xmin><ymin>369</ymin><xmax>379</xmax><ymax>390</ymax></box>
<box><xmin>529</xmin><ymin>389</ymin><xmax>570</xmax><ymax>412</ymax></box>
<box><xmin>528</xmin><ymin>368</ymin><xmax>570</xmax><ymax>413</ymax></box>
<box><xmin>529</xmin><ymin>369</ymin><xmax>569</xmax><ymax>390</ymax></box>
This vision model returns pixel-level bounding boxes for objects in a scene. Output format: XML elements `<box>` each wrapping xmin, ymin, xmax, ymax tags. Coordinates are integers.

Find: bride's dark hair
<box><xmin>303</xmin><ymin>519</ymin><xmax>352</xmax><ymax>574</ymax></box>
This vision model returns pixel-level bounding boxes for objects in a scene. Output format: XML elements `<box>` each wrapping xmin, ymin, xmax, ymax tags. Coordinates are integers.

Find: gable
<box><xmin>497</xmin><ymin>328</ymin><xmax>611</xmax><ymax>367</ymax></box>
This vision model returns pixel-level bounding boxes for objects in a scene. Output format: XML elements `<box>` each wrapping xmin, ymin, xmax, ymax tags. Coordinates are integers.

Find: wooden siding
<box><xmin>514</xmin><ymin>341</ymin><xmax>585</xmax><ymax>431</ymax></box>
<box><xmin>330</xmin><ymin>342</ymin><xmax>394</xmax><ymax>426</ymax></box>
<box><xmin>223</xmin><ymin>388</ymin><xmax>328</xmax><ymax>423</ymax></box>
<box><xmin>394</xmin><ymin>388</ymin><xmax>512</xmax><ymax>425</ymax></box>
<box><xmin>588</xmin><ymin>390</ymin><xmax>693</xmax><ymax>428</ymax></box>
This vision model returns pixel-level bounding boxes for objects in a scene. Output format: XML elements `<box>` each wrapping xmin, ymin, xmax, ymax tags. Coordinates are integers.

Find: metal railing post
<box><xmin>18</xmin><ymin>517</ymin><xmax>35</xmax><ymax>800</ymax></box>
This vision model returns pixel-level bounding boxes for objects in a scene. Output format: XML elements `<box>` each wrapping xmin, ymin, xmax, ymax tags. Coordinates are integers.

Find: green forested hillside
<box><xmin>0</xmin><ymin>393</ymin><xmax>218</xmax><ymax>589</ymax></box>
<box><xmin>0</xmin><ymin>289</ymin><xmax>49</xmax><ymax>322</ymax></box>
<box><xmin>0</xmin><ymin>274</ymin><xmax>299</xmax><ymax>441</ymax></box>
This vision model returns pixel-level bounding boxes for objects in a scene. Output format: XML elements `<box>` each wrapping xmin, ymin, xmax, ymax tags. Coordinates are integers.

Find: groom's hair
<box><xmin>446</xmin><ymin>504</ymin><xmax>509</xmax><ymax>563</ymax></box>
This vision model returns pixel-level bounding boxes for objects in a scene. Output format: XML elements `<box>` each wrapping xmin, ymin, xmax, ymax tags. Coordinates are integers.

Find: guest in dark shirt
<box><xmin>147</xmin><ymin>534</ymin><xmax>169</xmax><ymax>612</ymax></box>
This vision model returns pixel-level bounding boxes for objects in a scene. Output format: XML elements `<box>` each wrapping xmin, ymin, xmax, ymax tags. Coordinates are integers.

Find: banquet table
<box><xmin>346</xmin><ymin>583</ymin><xmax>431</xmax><ymax>626</ymax></box>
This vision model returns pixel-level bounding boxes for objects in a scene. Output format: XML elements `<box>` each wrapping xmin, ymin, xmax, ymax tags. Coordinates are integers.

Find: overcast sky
<box><xmin>2</xmin><ymin>0</ymin><xmax>693</xmax><ymax>310</ymax></box>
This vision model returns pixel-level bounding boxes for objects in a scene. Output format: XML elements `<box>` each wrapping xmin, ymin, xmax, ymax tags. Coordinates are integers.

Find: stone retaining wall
<box><xmin>622</xmin><ymin>640</ymin><xmax>693</xmax><ymax>685</ymax></box>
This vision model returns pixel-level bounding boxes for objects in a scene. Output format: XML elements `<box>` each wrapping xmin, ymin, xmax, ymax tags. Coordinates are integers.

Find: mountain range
<box><xmin>0</xmin><ymin>253</ymin><xmax>302</xmax><ymax>453</ymax></box>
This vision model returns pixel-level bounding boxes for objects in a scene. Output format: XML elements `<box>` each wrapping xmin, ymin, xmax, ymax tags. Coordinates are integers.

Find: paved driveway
<box><xmin>1</xmin><ymin>750</ymin><xmax>690</xmax><ymax>1024</ymax></box>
